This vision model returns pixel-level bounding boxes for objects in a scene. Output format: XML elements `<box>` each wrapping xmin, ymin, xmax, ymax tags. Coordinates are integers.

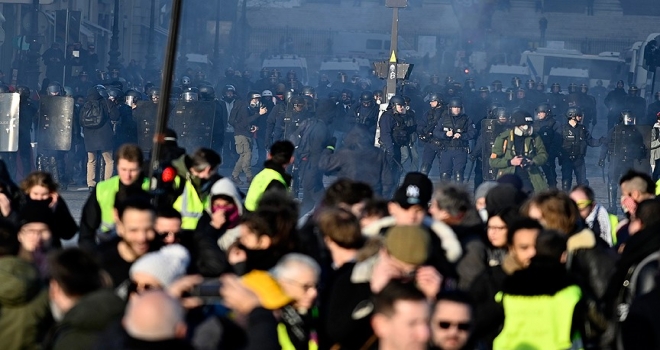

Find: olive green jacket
<box><xmin>489</xmin><ymin>130</ymin><xmax>549</xmax><ymax>192</ymax></box>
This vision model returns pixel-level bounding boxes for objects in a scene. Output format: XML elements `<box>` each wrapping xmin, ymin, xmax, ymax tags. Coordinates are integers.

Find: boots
<box><xmin>49</xmin><ymin>157</ymin><xmax>60</xmax><ymax>185</ymax></box>
<box><xmin>440</xmin><ymin>173</ymin><xmax>451</xmax><ymax>182</ymax></box>
<box><xmin>420</xmin><ymin>163</ymin><xmax>431</xmax><ymax>176</ymax></box>
<box><xmin>561</xmin><ymin>180</ymin><xmax>572</xmax><ymax>192</ymax></box>
<box><xmin>453</xmin><ymin>172</ymin><xmax>463</xmax><ymax>184</ymax></box>
<box><xmin>36</xmin><ymin>154</ymin><xmax>45</xmax><ymax>172</ymax></box>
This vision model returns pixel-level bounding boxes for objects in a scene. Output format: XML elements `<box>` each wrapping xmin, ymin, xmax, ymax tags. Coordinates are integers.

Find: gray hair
<box><xmin>123</xmin><ymin>290</ymin><xmax>185</xmax><ymax>341</ymax></box>
<box><xmin>433</xmin><ymin>183</ymin><xmax>472</xmax><ymax>217</ymax></box>
<box><xmin>270</xmin><ymin>253</ymin><xmax>321</xmax><ymax>281</ymax></box>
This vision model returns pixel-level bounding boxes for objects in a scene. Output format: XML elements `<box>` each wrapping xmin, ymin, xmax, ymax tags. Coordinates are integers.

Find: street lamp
<box><xmin>107</xmin><ymin>0</ymin><xmax>121</xmax><ymax>71</ymax></box>
<box><xmin>145</xmin><ymin>0</ymin><xmax>157</xmax><ymax>79</ymax></box>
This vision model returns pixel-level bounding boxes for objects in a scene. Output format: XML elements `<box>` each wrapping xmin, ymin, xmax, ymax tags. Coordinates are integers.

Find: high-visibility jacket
<box><xmin>245</xmin><ymin>168</ymin><xmax>286</xmax><ymax>211</ymax></box>
<box><xmin>96</xmin><ymin>176</ymin><xmax>151</xmax><ymax>232</ymax></box>
<box><xmin>172</xmin><ymin>176</ymin><xmax>207</xmax><ymax>230</ymax></box>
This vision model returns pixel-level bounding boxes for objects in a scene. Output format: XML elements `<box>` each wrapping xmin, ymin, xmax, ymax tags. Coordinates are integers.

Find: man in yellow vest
<box><xmin>171</xmin><ymin>148</ymin><xmax>222</xmax><ymax>230</ymax></box>
<box><xmin>79</xmin><ymin>144</ymin><xmax>150</xmax><ymax>250</ymax></box>
<box><xmin>245</xmin><ymin>140</ymin><xmax>294</xmax><ymax>211</ymax></box>
<box><xmin>494</xmin><ymin>227</ymin><xmax>584</xmax><ymax>350</ymax></box>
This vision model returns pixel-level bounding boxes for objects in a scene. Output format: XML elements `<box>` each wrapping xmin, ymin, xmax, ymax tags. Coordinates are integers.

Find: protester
<box><xmin>430</xmin><ymin>291</ymin><xmax>475</xmax><ymax>350</ymax></box>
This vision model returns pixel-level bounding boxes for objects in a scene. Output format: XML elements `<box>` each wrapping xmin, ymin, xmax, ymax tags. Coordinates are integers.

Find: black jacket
<box><xmin>229</xmin><ymin>100</ymin><xmax>263</xmax><ymax>138</ymax></box>
<box><xmin>81</xmin><ymin>90</ymin><xmax>119</xmax><ymax>152</ymax></box>
<box><xmin>622</xmin><ymin>281</ymin><xmax>660</xmax><ymax>349</ymax></box>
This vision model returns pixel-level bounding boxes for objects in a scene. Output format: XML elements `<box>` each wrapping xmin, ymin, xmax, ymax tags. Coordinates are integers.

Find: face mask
<box><xmin>249</xmin><ymin>101</ymin><xmax>260</xmax><ymax>108</ymax></box>
<box><xmin>213</xmin><ymin>204</ymin><xmax>240</xmax><ymax>228</ymax></box>
<box><xmin>478</xmin><ymin>208</ymin><xmax>488</xmax><ymax>222</ymax></box>
<box><xmin>223</xmin><ymin>95</ymin><xmax>235</xmax><ymax>103</ymax></box>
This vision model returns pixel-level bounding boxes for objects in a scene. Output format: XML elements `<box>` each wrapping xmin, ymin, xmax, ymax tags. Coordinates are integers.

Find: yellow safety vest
<box><xmin>96</xmin><ymin>176</ymin><xmax>151</xmax><ymax>232</ymax></box>
<box><xmin>172</xmin><ymin>175</ymin><xmax>207</xmax><ymax>230</ymax></box>
<box><xmin>494</xmin><ymin>285</ymin><xmax>582</xmax><ymax>350</ymax></box>
<box><xmin>245</xmin><ymin>168</ymin><xmax>286</xmax><ymax>211</ymax></box>
<box><xmin>609</xmin><ymin>213</ymin><xmax>619</xmax><ymax>246</ymax></box>
<box><xmin>277</xmin><ymin>323</ymin><xmax>318</xmax><ymax>350</ymax></box>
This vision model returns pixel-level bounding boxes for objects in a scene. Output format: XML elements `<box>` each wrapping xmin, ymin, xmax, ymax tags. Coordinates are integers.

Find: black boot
<box><xmin>454</xmin><ymin>172</ymin><xmax>463</xmax><ymax>184</ymax></box>
<box><xmin>561</xmin><ymin>180</ymin><xmax>571</xmax><ymax>192</ymax></box>
<box><xmin>49</xmin><ymin>157</ymin><xmax>60</xmax><ymax>185</ymax></box>
<box><xmin>36</xmin><ymin>155</ymin><xmax>44</xmax><ymax>172</ymax></box>
<box><xmin>420</xmin><ymin>163</ymin><xmax>431</xmax><ymax>176</ymax></box>
<box><xmin>440</xmin><ymin>173</ymin><xmax>451</xmax><ymax>182</ymax></box>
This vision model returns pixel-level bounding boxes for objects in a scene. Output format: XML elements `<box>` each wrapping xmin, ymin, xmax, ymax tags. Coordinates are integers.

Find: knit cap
<box><xmin>129</xmin><ymin>244</ymin><xmax>190</xmax><ymax>287</ymax></box>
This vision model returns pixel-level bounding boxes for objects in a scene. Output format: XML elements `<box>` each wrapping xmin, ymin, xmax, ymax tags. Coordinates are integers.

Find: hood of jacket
<box><xmin>567</xmin><ymin>228</ymin><xmax>597</xmax><ymax>252</ymax></box>
<box><xmin>206</xmin><ymin>177</ymin><xmax>243</xmax><ymax>216</ymax></box>
<box><xmin>0</xmin><ymin>256</ymin><xmax>41</xmax><ymax>307</ymax></box>
<box><xmin>61</xmin><ymin>289</ymin><xmax>125</xmax><ymax>332</ymax></box>
<box><xmin>502</xmin><ymin>257</ymin><xmax>577</xmax><ymax>296</ymax></box>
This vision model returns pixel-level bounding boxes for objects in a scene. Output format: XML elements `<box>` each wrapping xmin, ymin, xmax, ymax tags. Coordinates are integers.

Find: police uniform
<box><xmin>559</xmin><ymin>107</ymin><xmax>602</xmax><ymax>191</ymax></box>
<box><xmin>436</xmin><ymin>98</ymin><xmax>476</xmax><ymax>182</ymax></box>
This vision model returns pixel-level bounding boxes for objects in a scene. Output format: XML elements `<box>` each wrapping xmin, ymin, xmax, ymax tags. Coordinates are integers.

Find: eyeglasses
<box><xmin>281</xmin><ymin>278</ymin><xmax>317</xmax><ymax>293</ymax></box>
<box><xmin>437</xmin><ymin>321</ymin><xmax>471</xmax><ymax>331</ymax></box>
<box><xmin>127</xmin><ymin>280</ymin><xmax>162</xmax><ymax>295</ymax></box>
<box><xmin>157</xmin><ymin>230</ymin><xmax>181</xmax><ymax>238</ymax></box>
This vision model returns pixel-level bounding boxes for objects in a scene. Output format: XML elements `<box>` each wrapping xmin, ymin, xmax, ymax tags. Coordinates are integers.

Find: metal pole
<box><xmin>213</xmin><ymin>0</ymin><xmax>221</xmax><ymax>78</ymax></box>
<box><xmin>149</xmin><ymin>0</ymin><xmax>183</xmax><ymax>183</ymax></box>
<box><xmin>107</xmin><ymin>0</ymin><xmax>121</xmax><ymax>71</ymax></box>
<box><xmin>385</xmin><ymin>7</ymin><xmax>399</xmax><ymax>102</ymax></box>
<box><xmin>145</xmin><ymin>0</ymin><xmax>156</xmax><ymax>80</ymax></box>
<box><xmin>63</xmin><ymin>9</ymin><xmax>69</xmax><ymax>86</ymax></box>
<box><xmin>25</xmin><ymin>0</ymin><xmax>41</xmax><ymax>90</ymax></box>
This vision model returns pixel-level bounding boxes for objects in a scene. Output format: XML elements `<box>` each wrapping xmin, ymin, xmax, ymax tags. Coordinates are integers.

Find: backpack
<box><xmin>289</xmin><ymin>118</ymin><xmax>319</xmax><ymax>160</ymax></box>
<box><xmin>80</xmin><ymin>100</ymin><xmax>106</xmax><ymax>128</ymax></box>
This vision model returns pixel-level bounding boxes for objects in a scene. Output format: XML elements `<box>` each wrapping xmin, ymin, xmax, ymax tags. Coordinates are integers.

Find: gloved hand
<box><xmin>598</xmin><ymin>159</ymin><xmax>605</xmax><ymax>167</ymax></box>
<box><xmin>324</xmin><ymin>137</ymin><xmax>337</xmax><ymax>149</ymax></box>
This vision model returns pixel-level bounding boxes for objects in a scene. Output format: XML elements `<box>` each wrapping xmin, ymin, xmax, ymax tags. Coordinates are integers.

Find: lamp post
<box><xmin>213</xmin><ymin>0</ymin><xmax>221</xmax><ymax>78</ymax></box>
<box><xmin>24</xmin><ymin>0</ymin><xmax>41</xmax><ymax>89</ymax></box>
<box><xmin>145</xmin><ymin>0</ymin><xmax>156</xmax><ymax>79</ymax></box>
<box><xmin>107</xmin><ymin>0</ymin><xmax>121</xmax><ymax>72</ymax></box>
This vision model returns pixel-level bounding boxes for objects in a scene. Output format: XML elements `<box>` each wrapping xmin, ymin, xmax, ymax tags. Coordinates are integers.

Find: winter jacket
<box><xmin>621</xmin><ymin>280</ymin><xmax>660</xmax><ymax>349</ymax></box>
<box><xmin>44</xmin><ymin>289</ymin><xmax>124</xmax><ymax>350</ymax></box>
<box><xmin>229</xmin><ymin>100</ymin><xmax>263</xmax><ymax>138</ymax></box>
<box><xmin>489</xmin><ymin>129</ymin><xmax>549</xmax><ymax>192</ymax></box>
<box><xmin>81</xmin><ymin>90</ymin><xmax>119</xmax><ymax>152</ymax></box>
<box><xmin>318</xmin><ymin>125</ymin><xmax>393</xmax><ymax>196</ymax></box>
<box><xmin>0</xmin><ymin>256</ymin><xmax>51</xmax><ymax>350</ymax></box>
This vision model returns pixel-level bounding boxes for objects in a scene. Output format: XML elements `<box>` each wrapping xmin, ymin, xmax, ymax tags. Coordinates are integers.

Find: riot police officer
<box><xmin>472</xmin><ymin>107</ymin><xmax>510</xmax><ymax>186</ymax></box>
<box><xmin>625</xmin><ymin>85</ymin><xmax>646</xmax><ymax>125</ymax></box>
<box><xmin>378</xmin><ymin>96</ymin><xmax>414</xmax><ymax>194</ymax></box>
<box><xmin>599</xmin><ymin>110</ymin><xmax>650</xmax><ymax>212</ymax></box>
<box><xmin>198</xmin><ymin>85</ymin><xmax>228</xmax><ymax>160</ymax></box>
<box><xmin>401</xmin><ymin>96</ymin><xmax>419</xmax><ymax>171</ymax></box>
<box><xmin>353</xmin><ymin>90</ymin><xmax>379</xmax><ymax>133</ymax></box>
<box><xmin>423</xmin><ymin>74</ymin><xmax>443</xmax><ymax>97</ymax></box>
<box><xmin>436</xmin><ymin>97</ymin><xmax>476</xmax><ymax>182</ymax></box>
<box><xmin>16</xmin><ymin>86</ymin><xmax>37</xmax><ymax>179</ymax></box>
<box><xmin>418</xmin><ymin>93</ymin><xmax>445</xmax><ymax>175</ymax></box>
<box><xmin>547</xmin><ymin>83</ymin><xmax>567</xmax><ymax>117</ymax></box>
<box><xmin>604</xmin><ymin>80</ymin><xmax>627</xmax><ymax>131</ymax></box>
<box><xmin>274</xmin><ymin>95</ymin><xmax>309</xmax><ymax>141</ymax></box>
<box><xmin>578</xmin><ymin>83</ymin><xmax>598</xmax><ymax>129</ymax></box>
<box><xmin>559</xmin><ymin>107</ymin><xmax>602</xmax><ymax>191</ymax></box>
<box><xmin>108</xmin><ymin>87</ymin><xmax>137</xmax><ymax>151</ymax></box>
<box><xmin>512</xmin><ymin>88</ymin><xmax>535</xmax><ymax>114</ymax></box>
<box><xmin>533</xmin><ymin>103</ymin><xmax>561</xmax><ymax>188</ymax></box>
<box><xmin>37</xmin><ymin>82</ymin><xmax>72</xmax><ymax>187</ymax></box>
<box><xmin>491</xmin><ymin>80</ymin><xmax>506</xmax><ymax>103</ymax></box>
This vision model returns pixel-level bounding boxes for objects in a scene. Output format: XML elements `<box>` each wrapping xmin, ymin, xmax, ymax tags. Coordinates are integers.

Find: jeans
<box><xmin>232</xmin><ymin>135</ymin><xmax>253</xmax><ymax>178</ymax></box>
<box><xmin>87</xmin><ymin>151</ymin><xmax>114</xmax><ymax>187</ymax></box>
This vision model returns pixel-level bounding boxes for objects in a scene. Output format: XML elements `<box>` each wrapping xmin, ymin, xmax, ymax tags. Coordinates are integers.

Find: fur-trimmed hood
<box><xmin>567</xmin><ymin>228</ymin><xmax>597</xmax><ymax>252</ymax></box>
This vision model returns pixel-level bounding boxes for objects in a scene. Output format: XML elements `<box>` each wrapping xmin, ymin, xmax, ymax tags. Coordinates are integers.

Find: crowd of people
<box><xmin>0</xmin><ymin>126</ymin><xmax>659</xmax><ymax>349</ymax></box>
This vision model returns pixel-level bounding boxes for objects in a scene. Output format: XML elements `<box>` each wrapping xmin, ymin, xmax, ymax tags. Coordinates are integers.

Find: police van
<box><xmin>261</xmin><ymin>55</ymin><xmax>309</xmax><ymax>85</ymax></box>
<box><xmin>319</xmin><ymin>59</ymin><xmax>361</xmax><ymax>80</ymax></box>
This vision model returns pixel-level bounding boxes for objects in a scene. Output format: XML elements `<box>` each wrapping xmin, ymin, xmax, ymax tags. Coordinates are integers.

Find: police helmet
<box><xmin>511</xmin><ymin>77</ymin><xmax>521</xmax><ymax>88</ymax></box>
<box><xmin>445</xmin><ymin>76</ymin><xmax>454</xmax><ymax>85</ymax></box>
<box><xmin>629</xmin><ymin>85</ymin><xmax>640</xmax><ymax>96</ymax></box>
<box><xmin>537</xmin><ymin>82</ymin><xmax>546</xmax><ymax>91</ymax></box>
<box><xmin>198</xmin><ymin>85</ymin><xmax>215</xmax><ymax>101</ymax></box>
<box><xmin>494</xmin><ymin>107</ymin><xmax>509</xmax><ymax>122</ymax></box>
<box><xmin>479</xmin><ymin>86</ymin><xmax>490</xmax><ymax>93</ymax></box>
<box><xmin>182</xmin><ymin>90</ymin><xmax>198</xmax><ymax>102</ymax></box>
<box><xmin>148</xmin><ymin>87</ymin><xmax>161</xmax><ymax>99</ymax></box>
<box><xmin>291</xmin><ymin>96</ymin><xmax>305</xmax><ymax>106</ymax></box>
<box><xmin>492</xmin><ymin>80</ymin><xmax>503</xmax><ymax>90</ymax></box>
<box><xmin>107</xmin><ymin>87</ymin><xmax>123</xmax><ymax>100</ymax></box>
<box><xmin>125</xmin><ymin>90</ymin><xmax>142</xmax><ymax>105</ymax></box>
<box><xmin>16</xmin><ymin>86</ymin><xmax>30</xmax><ymax>98</ymax></box>
<box><xmin>47</xmin><ymin>82</ymin><xmax>64</xmax><ymax>95</ymax></box>
<box><xmin>261</xmin><ymin>90</ymin><xmax>273</xmax><ymax>98</ymax></box>
<box><xmin>260</xmin><ymin>67</ymin><xmax>270</xmax><ymax>79</ymax></box>
<box><xmin>526</xmin><ymin>80</ymin><xmax>536</xmax><ymax>89</ymax></box>
<box><xmin>510</xmin><ymin>110</ymin><xmax>534</xmax><ymax>126</ymax></box>
<box><xmin>565</xmin><ymin>107</ymin><xmax>583</xmax><ymax>119</ymax></box>
<box><xmin>360</xmin><ymin>90</ymin><xmax>373</xmax><ymax>102</ymax></box>
<box><xmin>95</xmin><ymin>85</ymin><xmax>109</xmax><ymax>98</ymax></box>
<box><xmin>222</xmin><ymin>85</ymin><xmax>236</xmax><ymax>94</ymax></box>
<box><xmin>428</xmin><ymin>93</ymin><xmax>443</xmax><ymax>104</ymax></box>
<box><xmin>374</xmin><ymin>90</ymin><xmax>384</xmax><ymax>99</ymax></box>
<box><xmin>285</xmin><ymin>90</ymin><xmax>298</xmax><ymax>103</ymax></box>
<box><xmin>248</xmin><ymin>91</ymin><xmax>262</xmax><ymax>100</ymax></box>
<box><xmin>465</xmin><ymin>78</ymin><xmax>475</xmax><ymax>88</ymax></box>
<box><xmin>568</xmin><ymin>83</ymin><xmax>578</xmax><ymax>94</ymax></box>
<box><xmin>389</xmin><ymin>95</ymin><xmax>405</xmax><ymax>107</ymax></box>
<box><xmin>621</xmin><ymin>110</ymin><xmax>635</xmax><ymax>125</ymax></box>
<box><xmin>181</xmin><ymin>76</ymin><xmax>191</xmax><ymax>86</ymax></box>
<box><xmin>616</xmin><ymin>80</ymin><xmax>625</xmax><ymax>89</ymax></box>
<box><xmin>535</xmin><ymin>103</ymin><xmax>552</xmax><ymax>116</ymax></box>
<box><xmin>447</xmin><ymin>97</ymin><xmax>463</xmax><ymax>109</ymax></box>
<box><xmin>579</xmin><ymin>83</ymin><xmax>589</xmax><ymax>94</ymax></box>
<box><xmin>488</xmin><ymin>102</ymin><xmax>503</xmax><ymax>118</ymax></box>
<box><xmin>301</xmin><ymin>86</ymin><xmax>315</xmax><ymax>97</ymax></box>
<box><xmin>430</xmin><ymin>74</ymin><xmax>439</xmax><ymax>84</ymax></box>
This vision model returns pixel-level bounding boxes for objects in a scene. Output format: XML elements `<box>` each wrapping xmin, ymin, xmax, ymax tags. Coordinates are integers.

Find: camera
<box><xmin>190</xmin><ymin>279</ymin><xmax>223</xmax><ymax>303</ymax></box>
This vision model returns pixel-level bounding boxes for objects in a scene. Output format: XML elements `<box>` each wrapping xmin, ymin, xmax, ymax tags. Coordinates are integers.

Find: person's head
<box><xmin>619</xmin><ymin>170</ymin><xmax>656</xmax><ymax>215</ymax></box>
<box><xmin>154</xmin><ymin>208</ymin><xmax>182</xmax><ymax>245</ymax></box>
<box><xmin>321</xmin><ymin>179</ymin><xmax>374</xmax><ymax>215</ymax></box>
<box><xmin>474</xmin><ymin>182</ymin><xmax>498</xmax><ymax>213</ymax></box>
<box><xmin>523</xmin><ymin>190</ymin><xmax>580</xmax><ymax>235</ymax></box>
<box><xmin>372</xmin><ymin>279</ymin><xmax>430</xmax><ymax>350</ymax></box>
<box><xmin>380</xmin><ymin>226</ymin><xmax>430</xmax><ymax>278</ymax></box>
<box><xmin>485</xmin><ymin>183</ymin><xmax>527</xmax><ymax>218</ymax></box>
<box><xmin>431</xmin><ymin>291</ymin><xmax>474</xmax><ymax>350</ymax></box>
<box><xmin>506</xmin><ymin>218</ymin><xmax>543</xmax><ymax>267</ymax></box>
<box><xmin>123</xmin><ymin>291</ymin><xmax>187</xmax><ymax>341</ymax></box>
<box><xmin>359</xmin><ymin>198</ymin><xmax>390</xmax><ymax>229</ymax></box>
<box><xmin>271</xmin><ymin>253</ymin><xmax>320</xmax><ymax>314</ymax></box>
<box><xmin>569</xmin><ymin>185</ymin><xmax>596</xmax><ymax>220</ymax></box>
<box><xmin>189</xmin><ymin>148</ymin><xmax>221</xmax><ymax>179</ymax></box>
<box><xmin>209</xmin><ymin>178</ymin><xmax>243</xmax><ymax>229</ymax></box>
<box><xmin>629</xmin><ymin>199</ymin><xmax>660</xmax><ymax>235</ymax></box>
<box><xmin>48</xmin><ymin>248</ymin><xmax>104</xmax><ymax>320</ymax></box>
<box><xmin>18</xmin><ymin>201</ymin><xmax>56</xmax><ymax>255</ymax></box>
<box><xmin>318</xmin><ymin>208</ymin><xmax>364</xmax><ymax>252</ymax></box>
<box><xmin>21</xmin><ymin>171</ymin><xmax>58</xmax><ymax>201</ymax></box>
<box><xmin>390</xmin><ymin>173</ymin><xmax>433</xmax><ymax>225</ymax></box>
<box><xmin>487</xmin><ymin>207</ymin><xmax>520</xmax><ymax>249</ymax></box>
<box><xmin>268</xmin><ymin>140</ymin><xmax>295</xmax><ymax>167</ymax></box>
<box><xmin>429</xmin><ymin>184</ymin><xmax>472</xmax><ymax>225</ymax></box>
<box><xmin>534</xmin><ymin>230</ymin><xmax>567</xmax><ymax>263</ymax></box>
<box><xmin>128</xmin><ymin>244</ymin><xmax>190</xmax><ymax>297</ymax></box>
<box><xmin>115</xmin><ymin>197</ymin><xmax>156</xmax><ymax>259</ymax></box>
<box><xmin>239</xmin><ymin>202</ymin><xmax>297</xmax><ymax>252</ymax></box>
<box><xmin>115</xmin><ymin>144</ymin><xmax>144</xmax><ymax>185</ymax></box>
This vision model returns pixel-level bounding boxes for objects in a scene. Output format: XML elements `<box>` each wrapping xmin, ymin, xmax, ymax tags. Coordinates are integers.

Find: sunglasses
<box><xmin>127</xmin><ymin>280</ymin><xmax>162</xmax><ymax>295</ymax></box>
<box><xmin>438</xmin><ymin>321</ymin><xmax>471</xmax><ymax>331</ymax></box>
<box><xmin>575</xmin><ymin>199</ymin><xmax>593</xmax><ymax>210</ymax></box>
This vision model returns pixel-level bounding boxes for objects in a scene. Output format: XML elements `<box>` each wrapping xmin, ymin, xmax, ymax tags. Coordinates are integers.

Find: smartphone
<box><xmin>190</xmin><ymin>279</ymin><xmax>223</xmax><ymax>303</ymax></box>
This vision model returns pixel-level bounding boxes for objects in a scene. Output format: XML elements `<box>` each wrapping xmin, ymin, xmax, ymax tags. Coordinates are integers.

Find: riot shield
<box><xmin>481</xmin><ymin>119</ymin><xmax>500</xmax><ymax>181</ymax></box>
<box><xmin>170</xmin><ymin>100</ymin><xmax>216</xmax><ymax>152</ymax></box>
<box><xmin>0</xmin><ymin>93</ymin><xmax>20</xmax><ymax>152</ymax></box>
<box><xmin>612</xmin><ymin>124</ymin><xmax>652</xmax><ymax>174</ymax></box>
<box><xmin>133</xmin><ymin>100</ymin><xmax>159</xmax><ymax>151</ymax></box>
<box><xmin>37</xmin><ymin>96</ymin><xmax>74</xmax><ymax>151</ymax></box>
